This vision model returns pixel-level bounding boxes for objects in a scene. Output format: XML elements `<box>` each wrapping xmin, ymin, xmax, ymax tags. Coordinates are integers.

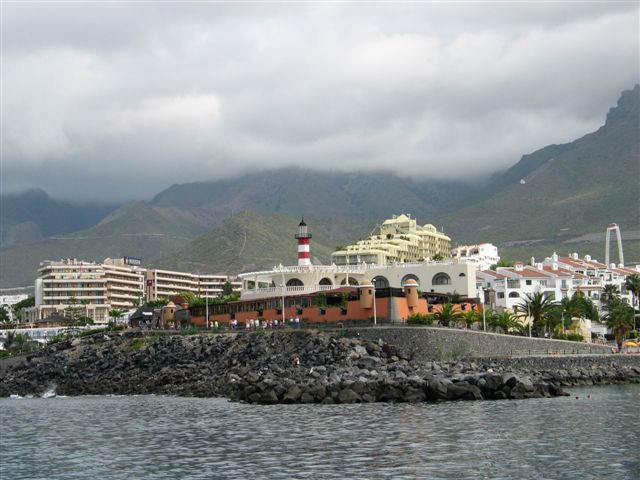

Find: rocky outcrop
<box><xmin>1</xmin><ymin>331</ymin><xmax>638</xmax><ymax>404</ymax></box>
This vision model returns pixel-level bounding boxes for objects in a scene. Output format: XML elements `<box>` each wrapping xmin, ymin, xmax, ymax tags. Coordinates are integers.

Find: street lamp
<box><xmin>205</xmin><ymin>289</ymin><xmax>209</xmax><ymax>330</ymax></box>
<box><xmin>372</xmin><ymin>283</ymin><xmax>377</xmax><ymax>326</ymax></box>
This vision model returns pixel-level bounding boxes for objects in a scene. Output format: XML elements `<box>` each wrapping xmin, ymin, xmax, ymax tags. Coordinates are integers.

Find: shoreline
<box><xmin>1</xmin><ymin>330</ymin><xmax>638</xmax><ymax>404</ymax></box>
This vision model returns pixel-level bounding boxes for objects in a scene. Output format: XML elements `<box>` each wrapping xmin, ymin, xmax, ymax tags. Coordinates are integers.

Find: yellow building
<box><xmin>331</xmin><ymin>214</ymin><xmax>451</xmax><ymax>266</ymax></box>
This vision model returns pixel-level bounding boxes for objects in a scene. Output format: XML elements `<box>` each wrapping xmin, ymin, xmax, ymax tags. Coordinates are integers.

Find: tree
<box><xmin>0</xmin><ymin>305</ymin><xmax>10</xmax><ymax>323</ymax></box>
<box><xmin>448</xmin><ymin>291</ymin><xmax>462</xmax><ymax>303</ymax></box>
<box><xmin>462</xmin><ymin>309</ymin><xmax>480</xmax><ymax>329</ymax></box>
<box><xmin>222</xmin><ymin>281</ymin><xmax>235</xmax><ymax>297</ymax></box>
<box><xmin>601</xmin><ymin>284</ymin><xmax>620</xmax><ymax>306</ymax></box>
<box><xmin>108</xmin><ymin>309</ymin><xmax>123</xmax><ymax>324</ymax></box>
<box><xmin>3</xmin><ymin>331</ymin><xmax>40</xmax><ymax>355</ymax></box>
<box><xmin>624</xmin><ymin>274</ymin><xmax>640</xmax><ymax>310</ymax></box>
<box><xmin>517</xmin><ymin>292</ymin><xmax>558</xmax><ymax>335</ymax></box>
<box><xmin>433</xmin><ymin>303</ymin><xmax>463</xmax><ymax>327</ymax></box>
<box><xmin>64</xmin><ymin>297</ymin><xmax>83</xmax><ymax>322</ymax></box>
<box><xmin>603</xmin><ymin>299</ymin><xmax>634</xmax><ymax>350</ymax></box>
<box><xmin>490</xmin><ymin>259</ymin><xmax>514</xmax><ymax>271</ymax></box>
<box><xmin>11</xmin><ymin>297</ymin><xmax>35</xmax><ymax>320</ymax></box>
<box><xmin>491</xmin><ymin>311</ymin><xmax>523</xmax><ymax>334</ymax></box>
<box><xmin>432</xmin><ymin>253</ymin><xmax>444</xmax><ymax>261</ymax></box>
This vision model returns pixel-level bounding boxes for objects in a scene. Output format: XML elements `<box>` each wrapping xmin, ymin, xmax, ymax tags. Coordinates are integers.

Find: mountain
<box><xmin>0</xmin><ymin>202</ymin><xmax>196</xmax><ymax>288</ymax></box>
<box><xmin>0</xmin><ymin>189</ymin><xmax>117</xmax><ymax>246</ymax></box>
<box><xmin>151</xmin><ymin>169</ymin><xmax>480</xmax><ymax>223</ymax></box>
<box><xmin>150</xmin><ymin>211</ymin><xmax>375</xmax><ymax>274</ymax></box>
<box><xmin>438</xmin><ymin>85</ymin><xmax>640</xmax><ymax>254</ymax></box>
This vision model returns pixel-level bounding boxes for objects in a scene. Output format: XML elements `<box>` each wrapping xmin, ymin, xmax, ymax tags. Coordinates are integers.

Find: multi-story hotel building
<box><xmin>29</xmin><ymin>258</ymin><xmax>241</xmax><ymax>324</ymax></box>
<box><xmin>144</xmin><ymin>270</ymin><xmax>241</xmax><ymax>302</ymax></box>
<box><xmin>34</xmin><ymin>259</ymin><xmax>111</xmax><ymax>323</ymax></box>
<box><xmin>331</xmin><ymin>214</ymin><xmax>451</xmax><ymax>266</ymax></box>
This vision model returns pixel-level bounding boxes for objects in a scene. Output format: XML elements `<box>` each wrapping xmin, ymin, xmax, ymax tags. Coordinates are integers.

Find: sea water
<box><xmin>1</xmin><ymin>385</ymin><xmax>638</xmax><ymax>479</ymax></box>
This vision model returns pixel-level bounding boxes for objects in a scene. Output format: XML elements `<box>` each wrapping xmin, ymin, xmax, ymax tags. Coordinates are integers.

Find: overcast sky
<box><xmin>2</xmin><ymin>1</ymin><xmax>638</xmax><ymax>203</ymax></box>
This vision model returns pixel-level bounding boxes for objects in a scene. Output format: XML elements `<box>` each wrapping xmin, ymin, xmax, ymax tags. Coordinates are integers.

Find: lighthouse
<box><xmin>295</xmin><ymin>217</ymin><xmax>312</xmax><ymax>267</ymax></box>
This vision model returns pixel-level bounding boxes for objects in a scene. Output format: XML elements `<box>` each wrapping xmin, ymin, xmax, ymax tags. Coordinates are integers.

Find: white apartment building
<box><xmin>541</xmin><ymin>252</ymin><xmax>638</xmax><ymax>310</ymax></box>
<box><xmin>29</xmin><ymin>258</ymin><xmax>241</xmax><ymax>324</ymax></box>
<box><xmin>144</xmin><ymin>270</ymin><xmax>241</xmax><ymax>301</ymax></box>
<box><xmin>451</xmin><ymin>243</ymin><xmax>500</xmax><ymax>271</ymax></box>
<box><xmin>476</xmin><ymin>252</ymin><xmax>639</xmax><ymax>313</ymax></box>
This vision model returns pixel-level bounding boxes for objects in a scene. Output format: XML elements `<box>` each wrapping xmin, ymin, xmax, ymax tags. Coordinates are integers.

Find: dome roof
<box><xmin>358</xmin><ymin>278</ymin><xmax>374</xmax><ymax>288</ymax></box>
<box><xmin>402</xmin><ymin>278</ymin><xmax>419</xmax><ymax>287</ymax></box>
<box><xmin>165</xmin><ymin>301</ymin><xmax>176</xmax><ymax>308</ymax></box>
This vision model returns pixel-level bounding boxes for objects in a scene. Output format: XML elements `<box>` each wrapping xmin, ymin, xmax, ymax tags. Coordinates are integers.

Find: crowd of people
<box><xmin>227</xmin><ymin>317</ymin><xmax>302</xmax><ymax>330</ymax></box>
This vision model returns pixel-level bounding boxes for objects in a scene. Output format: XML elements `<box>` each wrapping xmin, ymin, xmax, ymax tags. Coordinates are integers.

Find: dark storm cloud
<box><xmin>2</xmin><ymin>2</ymin><xmax>638</xmax><ymax>202</ymax></box>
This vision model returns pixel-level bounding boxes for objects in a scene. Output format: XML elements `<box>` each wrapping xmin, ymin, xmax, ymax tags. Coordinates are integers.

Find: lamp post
<box><xmin>373</xmin><ymin>283</ymin><xmax>377</xmax><ymax>326</ymax></box>
<box><xmin>205</xmin><ymin>289</ymin><xmax>209</xmax><ymax>330</ymax></box>
<box><xmin>281</xmin><ymin>272</ymin><xmax>286</xmax><ymax>325</ymax></box>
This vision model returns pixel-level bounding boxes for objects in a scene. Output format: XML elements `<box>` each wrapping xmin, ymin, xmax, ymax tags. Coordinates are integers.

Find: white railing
<box><xmin>241</xmin><ymin>284</ymin><xmax>338</xmax><ymax>300</ymax></box>
<box><xmin>238</xmin><ymin>259</ymin><xmax>467</xmax><ymax>281</ymax></box>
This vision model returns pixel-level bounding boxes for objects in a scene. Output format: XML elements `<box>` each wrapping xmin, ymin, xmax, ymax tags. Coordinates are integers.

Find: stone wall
<box><xmin>349</xmin><ymin>326</ymin><xmax>613</xmax><ymax>361</ymax></box>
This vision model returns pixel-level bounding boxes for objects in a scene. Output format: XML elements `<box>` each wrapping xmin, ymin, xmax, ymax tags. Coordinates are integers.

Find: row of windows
<box><xmin>285</xmin><ymin>272</ymin><xmax>465</xmax><ymax>289</ymax></box>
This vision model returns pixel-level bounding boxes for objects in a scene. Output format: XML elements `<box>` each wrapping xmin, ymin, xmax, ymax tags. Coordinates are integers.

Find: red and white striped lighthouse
<box><xmin>295</xmin><ymin>217</ymin><xmax>312</xmax><ymax>267</ymax></box>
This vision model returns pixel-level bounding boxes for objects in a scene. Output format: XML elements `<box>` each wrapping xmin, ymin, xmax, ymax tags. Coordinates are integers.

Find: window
<box><xmin>508</xmin><ymin>292</ymin><xmax>520</xmax><ymax>298</ymax></box>
<box><xmin>372</xmin><ymin>276</ymin><xmax>389</xmax><ymax>288</ymax></box>
<box><xmin>319</xmin><ymin>278</ymin><xmax>333</xmax><ymax>286</ymax></box>
<box><xmin>497</xmin><ymin>292</ymin><xmax>505</xmax><ymax>299</ymax></box>
<box><xmin>526</xmin><ymin>280</ymin><xmax>532</xmax><ymax>286</ymax></box>
<box><xmin>401</xmin><ymin>274</ymin><xmax>420</xmax><ymax>285</ymax></box>
<box><xmin>286</xmin><ymin>278</ymin><xmax>304</xmax><ymax>287</ymax></box>
<box><xmin>459</xmin><ymin>273</ymin><xmax>466</xmax><ymax>277</ymax></box>
<box><xmin>432</xmin><ymin>273</ymin><xmax>451</xmax><ymax>285</ymax></box>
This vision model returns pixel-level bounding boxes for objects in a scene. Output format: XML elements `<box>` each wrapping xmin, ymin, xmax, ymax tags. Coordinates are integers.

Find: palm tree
<box><xmin>624</xmin><ymin>274</ymin><xmax>640</xmax><ymax>311</ymax></box>
<box><xmin>603</xmin><ymin>299</ymin><xmax>634</xmax><ymax>350</ymax></box>
<box><xmin>108</xmin><ymin>309</ymin><xmax>123</xmax><ymax>326</ymax></box>
<box><xmin>601</xmin><ymin>284</ymin><xmax>620</xmax><ymax>306</ymax></box>
<box><xmin>3</xmin><ymin>331</ymin><xmax>39</xmax><ymax>354</ymax></box>
<box><xmin>491</xmin><ymin>311</ymin><xmax>522</xmax><ymax>334</ymax></box>
<box><xmin>517</xmin><ymin>292</ymin><xmax>558</xmax><ymax>335</ymax></box>
<box><xmin>433</xmin><ymin>303</ymin><xmax>463</xmax><ymax>327</ymax></box>
<box><xmin>462</xmin><ymin>309</ymin><xmax>480</xmax><ymax>329</ymax></box>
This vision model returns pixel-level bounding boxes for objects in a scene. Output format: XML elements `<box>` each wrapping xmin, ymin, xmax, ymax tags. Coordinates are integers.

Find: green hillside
<box><xmin>0</xmin><ymin>189</ymin><xmax>116</xmax><ymax>246</ymax></box>
<box><xmin>0</xmin><ymin>202</ymin><xmax>195</xmax><ymax>288</ymax></box>
<box><xmin>150</xmin><ymin>211</ymin><xmax>375</xmax><ymax>274</ymax></box>
<box><xmin>439</xmin><ymin>85</ymin><xmax>640</xmax><ymax>255</ymax></box>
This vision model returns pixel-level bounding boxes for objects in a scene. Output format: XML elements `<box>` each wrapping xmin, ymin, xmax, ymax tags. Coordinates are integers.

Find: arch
<box><xmin>508</xmin><ymin>291</ymin><xmax>520</xmax><ymax>298</ymax></box>
<box><xmin>340</xmin><ymin>277</ymin><xmax>359</xmax><ymax>286</ymax></box>
<box><xmin>401</xmin><ymin>274</ymin><xmax>420</xmax><ymax>285</ymax></box>
<box><xmin>432</xmin><ymin>273</ymin><xmax>451</xmax><ymax>285</ymax></box>
<box><xmin>286</xmin><ymin>278</ymin><xmax>304</xmax><ymax>287</ymax></box>
<box><xmin>372</xmin><ymin>276</ymin><xmax>389</xmax><ymax>288</ymax></box>
<box><xmin>459</xmin><ymin>273</ymin><xmax>466</xmax><ymax>277</ymax></box>
<box><xmin>319</xmin><ymin>277</ymin><xmax>333</xmax><ymax>286</ymax></box>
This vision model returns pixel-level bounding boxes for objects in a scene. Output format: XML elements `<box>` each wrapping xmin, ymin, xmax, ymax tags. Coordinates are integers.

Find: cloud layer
<box><xmin>2</xmin><ymin>2</ymin><xmax>638</xmax><ymax>202</ymax></box>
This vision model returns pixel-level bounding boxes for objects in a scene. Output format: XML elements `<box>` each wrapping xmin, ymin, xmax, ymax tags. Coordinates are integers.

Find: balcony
<box><xmin>506</xmin><ymin>280</ymin><xmax>521</xmax><ymax>289</ymax></box>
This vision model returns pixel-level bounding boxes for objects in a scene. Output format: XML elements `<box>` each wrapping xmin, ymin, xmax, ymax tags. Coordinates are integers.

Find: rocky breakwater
<box><xmin>1</xmin><ymin>331</ymin><xmax>638</xmax><ymax>404</ymax></box>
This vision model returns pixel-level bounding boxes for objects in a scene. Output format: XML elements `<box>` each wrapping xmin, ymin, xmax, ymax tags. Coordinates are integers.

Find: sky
<box><xmin>2</xmin><ymin>1</ymin><xmax>638</xmax><ymax>203</ymax></box>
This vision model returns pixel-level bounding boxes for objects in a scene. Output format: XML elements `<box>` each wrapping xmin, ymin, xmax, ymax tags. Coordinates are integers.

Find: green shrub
<box><xmin>407</xmin><ymin>313</ymin><xmax>435</xmax><ymax>325</ymax></box>
<box><xmin>627</xmin><ymin>330</ymin><xmax>638</xmax><ymax>339</ymax></box>
<box><xmin>566</xmin><ymin>333</ymin><xmax>584</xmax><ymax>342</ymax></box>
<box><xmin>128</xmin><ymin>338</ymin><xmax>145</xmax><ymax>351</ymax></box>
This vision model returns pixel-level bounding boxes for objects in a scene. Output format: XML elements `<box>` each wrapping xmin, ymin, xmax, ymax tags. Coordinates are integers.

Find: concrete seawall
<box><xmin>349</xmin><ymin>326</ymin><xmax>614</xmax><ymax>361</ymax></box>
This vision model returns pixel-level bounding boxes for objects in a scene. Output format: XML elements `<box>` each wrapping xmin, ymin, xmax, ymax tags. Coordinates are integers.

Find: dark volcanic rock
<box><xmin>0</xmin><ymin>330</ymin><xmax>636</xmax><ymax>404</ymax></box>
